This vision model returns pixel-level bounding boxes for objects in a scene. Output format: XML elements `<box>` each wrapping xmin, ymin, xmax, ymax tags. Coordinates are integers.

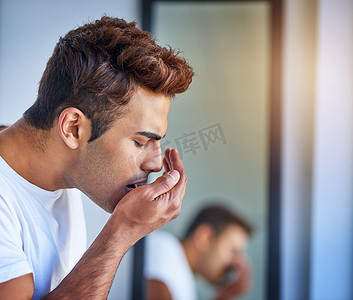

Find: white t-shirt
<box><xmin>0</xmin><ymin>156</ymin><xmax>86</xmax><ymax>299</ymax></box>
<box><xmin>145</xmin><ymin>230</ymin><xmax>197</xmax><ymax>300</ymax></box>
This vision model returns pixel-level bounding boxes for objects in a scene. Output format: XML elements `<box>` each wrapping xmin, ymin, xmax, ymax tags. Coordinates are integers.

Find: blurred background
<box><xmin>0</xmin><ymin>0</ymin><xmax>352</xmax><ymax>300</ymax></box>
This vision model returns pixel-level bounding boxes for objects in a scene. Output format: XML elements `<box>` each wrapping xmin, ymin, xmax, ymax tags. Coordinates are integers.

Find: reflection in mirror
<box><xmin>141</xmin><ymin>1</ymin><xmax>282</xmax><ymax>299</ymax></box>
<box><xmin>145</xmin><ymin>204</ymin><xmax>255</xmax><ymax>300</ymax></box>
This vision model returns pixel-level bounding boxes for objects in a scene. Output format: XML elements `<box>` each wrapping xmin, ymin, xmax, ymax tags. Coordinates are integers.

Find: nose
<box><xmin>140</xmin><ymin>143</ymin><xmax>163</xmax><ymax>173</ymax></box>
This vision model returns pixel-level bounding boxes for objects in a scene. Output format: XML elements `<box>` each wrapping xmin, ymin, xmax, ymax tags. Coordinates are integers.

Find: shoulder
<box><xmin>0</xmin><ymin>173</ymin><xmax>21</xmax><ymax>224</ymax></box>
<box><xmin>147</xmin><ymin>230</ymin><xmax>180</xmax><ymax>245</ymax></box>
<box><xmin>146</xmin><ymin>230</ymin><xmax>181</xmax><ymax>254</ymax></box>
<box><xmin>144</xmin><ymin>231</ymin><xmax>197</xmax><ymax>300</ymax></box>
<box><xmin>0</xmin><ymin>165</ymin><xmax>14</xmax><ymax>199</ymax></box>
<box><xmin>145</xmin><ymin>230</ymin><xmax>185</xmax><ymax>271</ymax></box>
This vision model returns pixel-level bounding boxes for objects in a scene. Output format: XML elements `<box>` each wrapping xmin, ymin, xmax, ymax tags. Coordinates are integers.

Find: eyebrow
<box><xmin>136</xmin><ymin>131</ymin><xmax>166</xmax><ymax>141</ymax></box>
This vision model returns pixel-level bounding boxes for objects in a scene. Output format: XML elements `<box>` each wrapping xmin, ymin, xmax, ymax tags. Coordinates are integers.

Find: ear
<box><xmin>57</xmin><ymin>107</ymin><xmax>91</xmax><ymax>149</ymax></box>
<box><xmin>192</xmin><ymin>224</ymin><xmax>215</xmax><ymax>251</ymax></box>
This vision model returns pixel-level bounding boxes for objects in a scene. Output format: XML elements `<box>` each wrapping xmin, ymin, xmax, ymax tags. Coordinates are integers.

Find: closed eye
<box><xmin>134</xmin><ymin>140</ymin><xmax>144</xmax><ymax>148</ymax></box>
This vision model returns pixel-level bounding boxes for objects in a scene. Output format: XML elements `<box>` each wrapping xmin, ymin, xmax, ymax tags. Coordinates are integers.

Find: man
<box><xmin>145</xmin><ymin>205</ymin><xmax>253</xmax><ymax>300</ymax></box>
<box><xmin>0</xmin><ymin>16</ymin><xmax>193</xmax><ymax>299</ymax></box>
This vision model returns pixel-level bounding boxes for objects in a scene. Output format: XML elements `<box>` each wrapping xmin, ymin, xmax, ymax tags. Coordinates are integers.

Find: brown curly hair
<box><xmin>23</xmin><ymin>16</ymin><xmax>193</xmax><ymax>141</ymax></box>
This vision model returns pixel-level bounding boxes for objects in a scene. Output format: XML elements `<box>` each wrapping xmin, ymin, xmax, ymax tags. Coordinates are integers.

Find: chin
<box><xmin>104</xmin><ymin>205</ymin><xmax>115</xmax><ymax>214</ymax></box>
<box><xmin>108</xmin><ymin>195</ymin><xmax>125</xmax><ymax>213</ymax></box>
<box><xmin>94</xmin><ymin>190</ymin><xmax>125</xmax><ymax>214</ymax></box>
<box><xmin>94</xmin><ymin>200</ymin><xmax>115</xmax><ymax>214</ymax></box>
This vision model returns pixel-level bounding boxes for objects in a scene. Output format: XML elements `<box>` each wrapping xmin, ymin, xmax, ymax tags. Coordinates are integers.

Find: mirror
<box><xmin>139</xmin><ymin>1</ymin><xmax>282</xmax><ymax>299</ymax></box>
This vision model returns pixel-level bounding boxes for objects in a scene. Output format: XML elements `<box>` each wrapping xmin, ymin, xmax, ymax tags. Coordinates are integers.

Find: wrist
<box><xmin>104</xmin><ymin>210</ymin><xmax>141</xmax><ymax>252</ymax></box>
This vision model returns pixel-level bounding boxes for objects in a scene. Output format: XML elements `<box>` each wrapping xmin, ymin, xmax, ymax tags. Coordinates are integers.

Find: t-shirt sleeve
<box><xmin>0</xmin><ymin>195</ymin><xmax>33</xmax><ymax>283</ymax></box>
<box><xmin>144</xmin><ymin>232</ymin><xmax>180</xmax><ymax>289</ymax></box>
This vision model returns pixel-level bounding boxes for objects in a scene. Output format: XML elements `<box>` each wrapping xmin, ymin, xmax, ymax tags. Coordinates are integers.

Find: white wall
<box><xmin>282</xmin><ymin>0</ymin><xmax>353</xmax><ymax>299</ymax></box>
<box><xmin>310</xmin><ymin>0</ymin><xmax>353</xmax><ymax>299</ymax></box>
<box><xmin>0</xmin><ymin>1</ymin><xmax>140</xmax><ymax>299</ymax></box>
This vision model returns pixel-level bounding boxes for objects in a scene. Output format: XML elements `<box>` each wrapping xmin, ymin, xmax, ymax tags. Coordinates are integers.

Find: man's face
<box><xmin>74</xmin><ymin>87</ymin><xmax>171</xmax><ymax>212</ymax></box>
<box><xmin>199</xmin><ymin>224</ymin><xmax>249</xmax><ymax>284</ymax></box>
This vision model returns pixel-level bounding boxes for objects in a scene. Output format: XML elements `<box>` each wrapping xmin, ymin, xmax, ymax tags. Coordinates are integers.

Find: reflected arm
<box><xmin>146</xmin><ymin>279</ymin><xmax>172</xmax><ymax>300</ymax></box>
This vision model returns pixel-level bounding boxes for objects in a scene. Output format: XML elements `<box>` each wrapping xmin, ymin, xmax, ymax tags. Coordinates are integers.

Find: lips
<box><xmin>125</xmin><ymin>178</ymin><xmax>148</xmax><ymax>194</ymax></box>
<box><xmin>125</xmin><ymin>184</ymin><xmax>137</xmax><ymax>193</ymax></box>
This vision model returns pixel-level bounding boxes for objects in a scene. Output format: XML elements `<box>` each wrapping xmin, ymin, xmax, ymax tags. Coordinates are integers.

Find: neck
<box><xmin>0</xmin><ymin>119</ymin><xmax>72</xmax><ymax>191</ymax></box>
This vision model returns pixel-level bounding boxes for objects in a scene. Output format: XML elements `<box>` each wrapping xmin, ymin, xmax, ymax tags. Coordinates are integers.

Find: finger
<box><xmin>168</xmin><ymin>148</ymin><xmax>183</xmax><ymax>171</ymax></box>
<box><xmin>169</xmin><ymin>149</ymin><xmax>187</xmax><ymax>190</ymax></box>
<box><xmin>164</xmin><ymin>148</ymin><xmax>172</xmax><ymax>171</ymax></box>
<box><xmin>147</xmin><ymin>170</ymin><xmax>180</xmax><ymax>199</ymax></box>
<box><xmin>160</xmin><ymin>148</ymin><xmax>187</xmax><ymax>203</ymax></box>
<box><xmin>168</xmin><ymin>147</ymin><xmax>173</xmax><ymax>166</ymax></box>
<box><xmin>163</xmin><ymin>157</ymin><xmax>170</xmax><ymax>173</ymax></box>
<box><xmin>164</xmin><ymin>148</ymin><xmax>184</xmax><ymax>181</ymax></box>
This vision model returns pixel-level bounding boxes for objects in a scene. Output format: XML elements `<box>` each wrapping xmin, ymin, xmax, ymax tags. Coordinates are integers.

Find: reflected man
<box><xmin>145</xmin><ymin>205</ymin><xmax>253</xmax><ymax>300</ymax></box>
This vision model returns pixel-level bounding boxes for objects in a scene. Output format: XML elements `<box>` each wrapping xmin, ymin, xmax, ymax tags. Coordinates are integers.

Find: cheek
<box><xmin>93</xmin><ymin>139</ymin><xmax>144</xmax><ymax>183</ymax></box>
<box><xmin>213</xmin><ymin>244</ymin><xmax>233</xmax><ymax>269</ymax></box>
<box><xmin>205</xmin><ymin>247</ymin><xmax>227</xmax><ymax>274</ymax></box>
<box><xmin>123</xmin><ymin>145</ymin><xmax>150</xmax><ymax>177</ymax></box>
<box><xmin>223</xmin><ymin>248</ymin><xmax>236</xmax><ymax>265</ymax></box>
<box><xmin>204</xmin><ymin>254</ymin><xmax>227</xmax><ymax>282</ymax></box>
<box><xmin>126</xmin><ymin>150</ymin><xmax>145</xmax><ymax>174</ymax></box>
<box><xmin>86</xmin><ymin>144</ymin><xmax>125</xmax><ymax>187</ymax></box>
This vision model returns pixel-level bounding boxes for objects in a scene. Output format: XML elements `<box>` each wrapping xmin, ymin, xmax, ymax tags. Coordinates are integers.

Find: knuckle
<box><xmin>159</xmin><ymin>175</ymin><xmax>173</xmax><ymax>190</ymax></box>
<box><xmin>180</xmin><ymin>169</ymin><xmax>187</xmax><ymax>183</ymax></box>
<box><xmin>140</xmin><ymin>186</ymin><xmax>155</xmax><ymax>200</ymax></box>
<box><xmin>170</xmin><ymin>199</ymin><xmax>178</xmax><ymax>211</ymax></box>
<box><xmin>170</xmin><ymin>199</ymin><xmax>182</xmax><ymax>219</ymax></box>
<box><xmin>175</xmin><ymin>204</ymin><xmax>182</xmax><ymax>216</ymax></box>
<box><xmin>171</xmin><ymin>208</ymin><xmax>181</xmax><ymax>221</ymax></box>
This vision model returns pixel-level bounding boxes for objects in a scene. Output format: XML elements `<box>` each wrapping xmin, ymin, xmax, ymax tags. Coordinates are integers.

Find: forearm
<box><xmin>44</xmin><ymin>216</ymin><xmax>136</xmax><ymax>300</ymax></box>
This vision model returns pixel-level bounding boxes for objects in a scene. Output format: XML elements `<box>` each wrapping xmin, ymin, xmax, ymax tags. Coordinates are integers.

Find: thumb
<box><xmin>149</xmin><ymin>170</ymin><xmax>180</xmax><ymax>199</ymax></box>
